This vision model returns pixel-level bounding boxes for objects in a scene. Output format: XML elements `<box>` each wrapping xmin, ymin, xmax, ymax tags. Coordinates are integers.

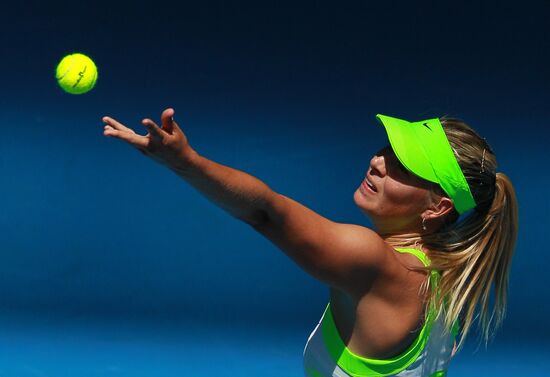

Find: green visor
<box><xmin>375</xmin><ymin>114</ymin><xmax>476</xmax><ymax>214</ymax></box>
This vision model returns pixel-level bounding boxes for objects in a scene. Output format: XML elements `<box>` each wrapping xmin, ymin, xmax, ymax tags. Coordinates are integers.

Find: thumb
<box><xmin>160</xmin><ymin>108</ymin><xmax>176</xmax><ymax>134</ymax></box>
<box><xmin>169</xmin><ymin>115</ymin><xmax>185</xmax><ymax>135</ymax></box>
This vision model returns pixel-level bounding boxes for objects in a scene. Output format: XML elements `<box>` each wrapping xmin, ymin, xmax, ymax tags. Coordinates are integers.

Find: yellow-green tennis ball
<box><xmin>55</xmin><ymin>53</ymin><xmax>98</xmax><ymax>95</ymax></box>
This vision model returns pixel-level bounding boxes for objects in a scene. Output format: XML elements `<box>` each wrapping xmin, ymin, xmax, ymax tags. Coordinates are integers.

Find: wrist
<box><xmin>172</xmin><ymin>148</ymin><xmax>201</xmax><ymax>175</ymax></box>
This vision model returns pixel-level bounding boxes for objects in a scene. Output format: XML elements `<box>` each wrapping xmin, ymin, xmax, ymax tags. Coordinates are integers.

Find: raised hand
<box><xmin>102</xmin><ymin>108</ymin><xmax>197</xmax><ymax>169</ymax></box>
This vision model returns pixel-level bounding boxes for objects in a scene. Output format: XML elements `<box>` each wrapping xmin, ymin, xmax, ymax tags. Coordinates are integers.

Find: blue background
<box><xmin>0</xmin><ymin>1</ymin><xmax>548</xmax><ymax>375</ymax></box>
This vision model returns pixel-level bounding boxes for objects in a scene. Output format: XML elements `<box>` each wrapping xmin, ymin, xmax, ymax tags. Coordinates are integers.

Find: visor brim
<box><xmin>375</xmin><ymin>114</ymin><xmax>440</xmax><ymax>185</ymax></box>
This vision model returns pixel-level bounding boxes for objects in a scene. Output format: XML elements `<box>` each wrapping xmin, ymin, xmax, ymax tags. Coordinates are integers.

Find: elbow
<box><xmin>243</xmin><ymin>209</ymin><xmax>270</xmax><ymax>227</ymax></box>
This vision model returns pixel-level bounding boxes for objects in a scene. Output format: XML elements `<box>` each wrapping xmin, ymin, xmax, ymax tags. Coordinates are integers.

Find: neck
<box><xmin>378</xmin><ymin>231</ymin><xmax>424</xmax><ymax>249</ymax></box>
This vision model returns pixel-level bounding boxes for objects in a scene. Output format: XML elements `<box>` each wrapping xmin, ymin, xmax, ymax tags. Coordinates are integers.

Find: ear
<box><xmin>422</xmin><ymin>196</ymin><xmax>454</xmax><ymax>221</ymax></box>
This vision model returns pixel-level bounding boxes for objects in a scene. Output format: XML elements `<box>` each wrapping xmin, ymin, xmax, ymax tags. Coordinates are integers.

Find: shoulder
<box><xmin>301</xmin><ymin>221</ymin><xmax>399</xmax><ymax>295</ymax></box>
<box><xmin>252</xmin><ymin>200</ymin><xmax>396</xmax><ymax>294</ymax></box>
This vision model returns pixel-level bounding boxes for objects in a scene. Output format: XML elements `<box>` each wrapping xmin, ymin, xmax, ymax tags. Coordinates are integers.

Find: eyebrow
<box><xmin>390</xmin><ymin>152</ymin><xmax>410</xmax><ymax>175</ymax></box>
<box><xmin>398</xmin><ymin>163</ymin><xmax>410</xmax><ymax>174</ymax></box>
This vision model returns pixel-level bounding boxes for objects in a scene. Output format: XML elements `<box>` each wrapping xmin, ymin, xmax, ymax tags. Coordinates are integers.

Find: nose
<box><xmin>369</xmin><ymin>154</ymin><xmax>385</xmax><ymax>176</ymax></box>
<box><xmin>369</xmin><ymin>154</ymin><xmax>380</xmax><ymax>167</ymax></box>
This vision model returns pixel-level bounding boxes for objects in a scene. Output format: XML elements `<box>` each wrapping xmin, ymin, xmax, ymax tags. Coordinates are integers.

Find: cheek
<box><xmin>383</xmin><ymin>181</ymin><xmax>429</xmax><ymax>210</ymax></box>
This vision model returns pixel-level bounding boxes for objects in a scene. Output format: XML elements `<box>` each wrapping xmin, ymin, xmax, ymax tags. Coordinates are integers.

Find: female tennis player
<box><xmin>102</xmin><ymin>108</ymin><xmax>518</xmax><ymax>377</ymax></box>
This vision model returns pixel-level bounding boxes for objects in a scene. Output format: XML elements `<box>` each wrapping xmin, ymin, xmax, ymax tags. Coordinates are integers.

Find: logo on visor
<box><xmin>422</xmin><ymin>122</ymin><xmax>432</xmax><ymax>131</ymax></box>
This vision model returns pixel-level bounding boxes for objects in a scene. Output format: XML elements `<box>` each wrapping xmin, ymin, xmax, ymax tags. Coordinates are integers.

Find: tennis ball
<box><xmin>55</xmin><ymin>53</ymin><xmax>98</xmax><ymax>94</ymax></box>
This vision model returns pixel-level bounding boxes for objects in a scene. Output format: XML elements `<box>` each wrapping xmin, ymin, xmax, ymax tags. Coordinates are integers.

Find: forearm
<box><xmin>169</xmin><ymin>149</ymin><xmax>275</xmax><ymax>226</ymax></box>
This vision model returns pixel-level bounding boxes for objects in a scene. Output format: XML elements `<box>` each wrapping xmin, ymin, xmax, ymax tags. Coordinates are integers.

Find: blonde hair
<box><xmin>384</xmin><ymin>116</ymin><xmax>519</xmax><ymax>352</ymax></box>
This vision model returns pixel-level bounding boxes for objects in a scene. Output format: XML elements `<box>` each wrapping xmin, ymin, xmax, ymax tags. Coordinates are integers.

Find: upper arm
<box><xmin>251</xmin><ymin>193</ymin><xmax>390</xmax><ymax>295</ymax></box>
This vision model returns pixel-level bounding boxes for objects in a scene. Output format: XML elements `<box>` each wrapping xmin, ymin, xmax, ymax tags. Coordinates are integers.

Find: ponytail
<box><xmin>425</xmin><ymin>171</ymin><xmax>519</xmax><ymax>351</ymax></box>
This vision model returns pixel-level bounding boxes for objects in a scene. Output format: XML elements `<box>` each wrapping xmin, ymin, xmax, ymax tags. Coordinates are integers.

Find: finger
<box><xmin>104</xmin><ymin>126</ymin><xmax>149</xmax><ymax>149</ymax></box>
<box><xmin>102</xmin><ymin>116</ymin><xmax>134</xmax><ymax>133</ymax></box>
<box><xmin>161</xmin><ymin>108</ymin><xmax>175</xmax><ymax>134</ymax></box>
<box><xmin>142</xmin><ymin>118</ymin><xmax>167</xmax><ymax>143</ymax></box>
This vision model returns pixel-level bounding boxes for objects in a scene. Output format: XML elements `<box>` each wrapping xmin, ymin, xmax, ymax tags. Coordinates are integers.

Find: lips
<box><xmin>364</xmin><ymin>176</ymin><xmax>377</xmax><ymax>192</ymax></box>
<box><xmin>362</xmin><ymin>179</ymin><xmax>377</xmax><ymax>194</ymax></box>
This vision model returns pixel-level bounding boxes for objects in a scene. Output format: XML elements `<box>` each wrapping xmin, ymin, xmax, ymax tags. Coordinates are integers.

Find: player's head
<box><xmin>354</xmin><ymin>143</ymin><xmax>453</xmax><ymax>234</ymax></box>
<box><xmin>354</xmin><ymin>114</ymin><xmax>498</xmax><ymax>235</ymax></box>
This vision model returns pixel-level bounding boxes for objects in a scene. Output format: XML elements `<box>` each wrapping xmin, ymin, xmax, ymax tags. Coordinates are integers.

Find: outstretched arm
<box><xmin>103</xmin><ymin>108</ymin><xmax>387</xmax><ymax>294</ymax></box>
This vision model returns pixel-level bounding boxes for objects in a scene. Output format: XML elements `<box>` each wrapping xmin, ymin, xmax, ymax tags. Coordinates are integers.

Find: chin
<box><xmin>353</xmin><ymin>188</ymin><xmax>362</xmax><ymax>205</ymax></box>
<box><xmin>353</xmin><ymin>189</ymin><xmax>372</xmax><ymax>217</ymax></box>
